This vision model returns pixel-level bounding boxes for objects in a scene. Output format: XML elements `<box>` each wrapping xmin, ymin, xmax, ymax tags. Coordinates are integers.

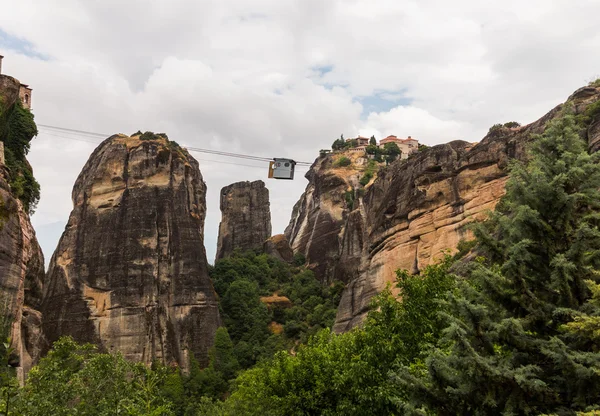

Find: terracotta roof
<box><xmin>381</xmin><ymin>135</ymin><xmax>418</xmax><ymax>144</ymax></box>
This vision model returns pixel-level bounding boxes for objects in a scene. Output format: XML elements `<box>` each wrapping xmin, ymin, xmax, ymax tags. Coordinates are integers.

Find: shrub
<box><xmin>487</xmin><ymin>123</ymin><xmax>504</xmax><ymax>133</ymax></box>
<box><xmin>335</xmin><ymin>156</ymin><xmax>351</xmax><ymax>167</ymax></box>
<box><xmin>360</xmin><ymin>171</ymin><xmax>373</xmax><ymax>186</ymax></box>
<box><xmin>293</xmin><ymin>252</ymin><xmax>306</xmax><ymax>266</ymax></box>
<box><xmin>503</xmin><ymin>121</ymin><xmax>521</xmax><ymax>128</ymax></box>
<box><xmin>344</xmin><ymin>190</ymin><xmax>354</xmax><ymax>209</ymax></box>
<box><xmin>1</xmin><ymin>100</ymin><xmax>40</xmax><ymax>213</ymax></box>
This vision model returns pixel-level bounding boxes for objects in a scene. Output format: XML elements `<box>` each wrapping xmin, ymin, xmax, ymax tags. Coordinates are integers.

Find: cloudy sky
<box><xmin>1</xmin><ymin>0</ymin><xmax>599</xmax><ymax>265</ymax></box>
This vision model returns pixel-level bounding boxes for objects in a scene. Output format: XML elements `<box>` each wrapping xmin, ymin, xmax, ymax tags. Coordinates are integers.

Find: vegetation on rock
<box><xmin>0</xmin><ymin>100</ymin><xmax>40</xmax><ymax>214</ymax></box>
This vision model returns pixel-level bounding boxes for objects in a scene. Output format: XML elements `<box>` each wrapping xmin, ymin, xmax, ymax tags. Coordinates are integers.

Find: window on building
<box><xmin>24</xmin><ymin>94</ymin><xmax>29</xmax><ymax>104</ymax></box>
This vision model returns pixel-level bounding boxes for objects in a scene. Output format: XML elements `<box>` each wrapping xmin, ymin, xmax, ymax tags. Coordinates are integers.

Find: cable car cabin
<box><xmin>268</xmin><ymin>158</ymin><xmax>296</xmax><ymax>180</ymax></box>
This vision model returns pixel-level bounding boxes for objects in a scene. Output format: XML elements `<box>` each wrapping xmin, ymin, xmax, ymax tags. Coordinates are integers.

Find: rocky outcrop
<box><xmin>0</xmin><ymin>74</ymin><xmax>45</xmax><ymax>379</ymax></box>
<box><xmin>333</xmin><ymin>86</ymin><xmax>600</xmax><ymax>331</ymax></box>
<box><xmin>286</xmin><ymin>85</ymin><xmax>600</xmax><ymax>333</ymax></box>
<box><xmin>263</xmin><ymin>234</ymin><xmax>294</xmax><ymax>263</ymax></box>
<box><xmin>216</xmin><ymin>180</ymin><xmax>271</xmax><ymax>260</ymax></box>
<box><xmin>42</xmin><ymin>133</ymin><xmax>220</xmax><ymax>369</ymax></box>
<box><xmin>285</xmin><ymin>152</ymin><xmax>376</xmax><ymax>283</ymax></box>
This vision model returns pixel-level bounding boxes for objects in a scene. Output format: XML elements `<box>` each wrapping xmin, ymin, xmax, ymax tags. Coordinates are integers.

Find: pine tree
<box><xmin>397</xmin><ymin>111</ymin><xmax>600</xmax><ymax>415</ymax></box>
<box><xmin>370</xmin><ymin>135</ymin><xmax>377</xmax><ymax>146</ymax></box>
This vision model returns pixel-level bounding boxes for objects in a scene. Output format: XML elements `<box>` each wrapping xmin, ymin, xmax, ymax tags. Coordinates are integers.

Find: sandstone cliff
<box><xmin>216</xmin><ymin>180</ymin><xmax>271</xmax><ymax>260</ymax></box>
<box><xmin>286</xmin><ymin>86</ymin><xmax>600</xmax><ymax>332</ymax></box>
<box><xmin>0</xmin><ymin>74</ymin><xmax>45</xmax><ymax>378</ymax></box>
<box><xmin>285</xmin><ymin>151</ymin><xmax>379</xmax><ymax>283</ymax></box>
<box><xmin>42</xmin><ymin>133</ymin><xmax>220</xmax><ymax>369</ymax></box>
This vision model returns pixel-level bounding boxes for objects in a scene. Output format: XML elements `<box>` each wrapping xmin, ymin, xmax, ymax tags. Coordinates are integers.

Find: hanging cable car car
<box><xmin>268</xmin><ymin>158</ymin><xmax>296</xmax><ymax>180</ymax></box>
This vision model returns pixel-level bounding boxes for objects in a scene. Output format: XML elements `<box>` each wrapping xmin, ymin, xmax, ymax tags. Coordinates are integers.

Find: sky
<box><xmin>0</xmin><ymin>0</ymin><xmax>599</xmax><ymax>265</ymax></box>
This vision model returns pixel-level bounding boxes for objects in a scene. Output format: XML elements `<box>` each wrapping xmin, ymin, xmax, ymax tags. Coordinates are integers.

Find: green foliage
<box><xmin>334</xmin><ymin>156</ymin><xmax>351</xmax><ymax>167</ymax></box>
<box><xmin>139</xmin><ymin>131</ymin><xmax>169</xmax><ymax>141</ymax></box>
<box><xmin>454</xmin><ymin>238</ymin><xmax>477</xmax><ymax>259</ymax></box>
<box><xmin>210</xmin><ymin>251</ymin><xmax>342</xmax><ymax>373</ymax></box>
<box><xmin>331</xmin><ymin>135</ymin><xmax>345</xmax><ymax>151</ymax></box>
<box><xmin>0</xmin><ymin>100</ymin><xmax>40</xmax><ymax>214</ymax></box>
<box><xmin>488</xmin><ymin>123</ymin><xmax>504</xmax><ymax>133</ymax></box>
<box><xmin>503</xmin><ymin>121</ymin><xmax>521</xmax><ymax>128</ymax></box>
<box><xmin>344</xmin><ymin>189</ymin><xmax>354</xmax><ymax>209</ymax></box>
<box><xmin>346</xmin><ymin>139</ymin><xmax>358</xmax><ymax>148</ymax></box>
<box><xmin>369</xmin><ymin>135</ymin><xmax>377</xmax><ymax>146</ymax></box>
<box><xmin>292</xmin><ymin>252</ymin><xmax>306</xmax><ymax>266</ymax></box>
<box><xmin>225</xmin><ymin>258</ymin><xmax>456</xmax><ymax>415</ymax></box>
<box><xmin>383</xmin><ymin>142</ymin><xmax>401</xmax><ymax>156</ymax></box>
<box><xmin>359</xmin><ymin>172</ymin><xmax>372</xmax><ymax>186</ymax></box>
<box><xmin>365</xmin><ymin>144</ymin><xmax>379</xmax><ymax>155</ymax></box>
<box><xmin>396</xmin><ymin>111</ymin><xmax>600</xmax><ymax>414</ymax></box>
<box><xmin>588</xmin><ymin>78</ymin><xmax>600</xmax><ymax>88</ymax></box>
<box><xmin>359</xmin><ymin>160</ymin><xmax>377</xmax><ymax>187</ymax></box>
<box><xmin>0</xmin><ymin>305</ymin><xmax>18</xmax><ymax>416</ymax></box>
<box><xmin>17</xmin><ymin>337</ymin><xmax>174</xmax><ymax>415</ymax></box>
<box><xmin>381</xmin><ymin>142</ymin><xmax>401</xmax><ymax>164</ymax></box>
<box><xmin>131</xmin><ymin>130</ymin><xmax>143</xmax><ymax>136</ymax></box>
<box><xmin>418</xmin><ymin>143</ymin><xmax>429</xmax><ymax>152</ymax></box>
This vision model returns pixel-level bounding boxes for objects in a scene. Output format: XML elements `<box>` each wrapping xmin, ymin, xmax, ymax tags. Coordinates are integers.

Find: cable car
<box><xmin>268</xmin><ymin>158</ymin><xmax>296</xmax><ymax>180</ymax></box>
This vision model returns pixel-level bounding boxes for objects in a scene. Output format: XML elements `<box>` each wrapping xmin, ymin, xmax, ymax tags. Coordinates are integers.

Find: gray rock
<box><xmin>42</xmin><ymin>134</ymin><xmax>220</xmax><ymax>370</ymax></box>
<box><xmin>216</xmin><ymin>180</ymin><xmax>271</xmax><ymax>260</ymax></box>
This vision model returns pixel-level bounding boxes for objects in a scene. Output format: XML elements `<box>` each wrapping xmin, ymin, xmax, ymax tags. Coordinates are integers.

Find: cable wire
<box><xmin>37</xmin><ymin>124</ymin><xmax>314</xmax><ymax>166</ymax></box>
<box><xmin>37</xmin><ymin>129</ymin><xmax>310</xmax><ymax>172</ymax></box>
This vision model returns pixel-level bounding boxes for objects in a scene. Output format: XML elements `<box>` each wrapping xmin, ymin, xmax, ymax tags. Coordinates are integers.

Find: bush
<box><xmin>293</xmin><ymin>252</ymin><xmax>306</xmax><ymax>266</ymax></box>
<box><xmin>588</xmin><ymin>78</ymin><xmax>600</xmax><ymax>88</ymax></box>
<box><xmin>487</xmin><ymin>123</ymin><xmax>504</xmax><ymax>133</ymax></box>
<box><xmin>344</xmin><ymin>190</ymin><xmax>355</xmax><ymax>209</ymax></box>
<box><xmin>335</xmin><ymin>156</ymin><xmax>351</xmax><ymax>167</ymax></box>
<box><xmin>503</xmin><ymin>121</ymin><xmax>521</xmax><ymax>128</ymax></box>
<box><xmin>359</xmin><ymin>171</ymin><xmax>373</xmax><ymax>186</ymax></box>
<box><xmin>1</xmin><ymin>100</ymin><xmax>40</xmax><ymax>213</ymax></box>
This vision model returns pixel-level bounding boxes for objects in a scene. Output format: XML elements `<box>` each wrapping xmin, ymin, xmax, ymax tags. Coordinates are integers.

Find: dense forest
<box><xmin>2</xmin><ymin>107</ymin><xmax>600</xmax><ymax>415</ymax></box>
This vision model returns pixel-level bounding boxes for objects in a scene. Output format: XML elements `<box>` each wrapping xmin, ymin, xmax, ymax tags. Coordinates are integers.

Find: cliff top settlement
<box><xmin>0</xmin><ymin>55</ymin><xmax>33</xmax><ymax>110</ymax></box>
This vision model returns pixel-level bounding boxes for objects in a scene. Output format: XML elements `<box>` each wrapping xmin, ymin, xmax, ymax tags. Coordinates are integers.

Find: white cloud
<box><xmin>0</xmin><ymin>0</ymin><xmax>599</xmax><ymax>264</ymax></box>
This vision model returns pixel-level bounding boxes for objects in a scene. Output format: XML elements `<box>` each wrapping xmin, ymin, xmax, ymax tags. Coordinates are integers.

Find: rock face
<box><xmin>216</xmin><ymin>180</ymin><xmax>271</xmax><ymax>260</ymax></box>
<box><xmin>0</xmin><ymin>74</ymin><xmax>45</xmax><ymax>378</ymax></box>
<box><xmin>285</xmin><ymin>152</ymin><xmax>375</xmax><ymax>283</ymax></box>
<box><xmin>42</xmin><ymin>134</ymin><xmax>220</xmax><ymax>369</ymax></box>
<box><xmin>263</xmin><ymin>234</ymin><xmax>294</xmax><ymax>263</ymax></box>
<box><xmin>286</xmin><ymin>85</ymin><xmax>600</xmax><ymax>332</ymax></box>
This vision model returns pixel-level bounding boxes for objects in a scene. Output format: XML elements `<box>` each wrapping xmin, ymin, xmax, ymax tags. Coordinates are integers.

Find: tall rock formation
<box><xmin>0</xmin><ymin>74</ymin><xmax>45</xmax><ymax>378</ymax></box>
<box><xmin>42</xmin><ymin>133</ymin><xmax>220</xmax><ymax>369</ymax></box>
<box><xmin>285</xmin><ymin>152</ymin><xmax>376</xmax><ymax>283</ymax></box>
<box><xmin>216</xmin><ymin>180</ymin><xmax>271</xmax><ymax>260</ymax></box>
<box><xmin>286</xmin><ymin>85</ymin><xmax>600</xmax><ymax>332</ymax></box>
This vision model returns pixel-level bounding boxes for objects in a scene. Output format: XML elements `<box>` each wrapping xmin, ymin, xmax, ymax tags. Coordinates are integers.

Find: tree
<box><xmin>1</xmin><ymin>100</ymin><xmax>40</xmax><ymax>213</ymax></box>
<box><xmin>383</xmin><ymin>142</ymin><xmax>401</xmax><ymax>163</ymax></box>
<box><xmin>331</xmin><ymin>137</ymin><xmax>345</xmax><ymax>151</ymax></box>
<box><xmin>225</xmin><ymin>258</ymin><xmax>457</xmax><ymax>415</ymax></box>
<box><xmin>397</xmin><ymin>111</ymin><xmax>600</xmax><ymax>414</ymax></box>
<box><xmin>334</xmin><ymin>156</ymin><xmax>351</xmax><ymax>167</ymax></box>
<box><xmin>369</xmin><ymin>135</ymin><xmax>377</xmax><ymax>146</ymax></box>
<box><xmin>18</xmin><ymin>337</ymin><xmax>174</xmax><ymax>415</ymax></box>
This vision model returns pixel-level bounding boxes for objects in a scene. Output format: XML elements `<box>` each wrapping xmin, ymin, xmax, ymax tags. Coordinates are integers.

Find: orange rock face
<box><xmin>286</xmin><ymin>85</ymin><xmax>600</xmax><ymax>333</ymax></box>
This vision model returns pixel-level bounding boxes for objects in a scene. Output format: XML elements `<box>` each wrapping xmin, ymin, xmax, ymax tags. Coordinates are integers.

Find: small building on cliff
<box><xmin>0</xmin><ymin>55</ymin><xmax>33</xmax><ymax>110</ymax></box>
<box><xmin>379</xmin><ymin>135</ymin><xmax>419</xmax><ymax>159</ymax></box>
<box><xmin>346</xmin><ymin>136</ymin><xmax>370</xmax><ymax>147</ymax></box>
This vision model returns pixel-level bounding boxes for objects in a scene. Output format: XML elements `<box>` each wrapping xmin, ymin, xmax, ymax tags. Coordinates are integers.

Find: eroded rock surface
<box><xmin>216</xmin><ymin>180</ymin><xmax>271</xmax><ymax>260</ymax></box>
<box><xmin>42</xmin><ymin>134</ymin><xmax>220</xmax><ymax>369</ymax></box>
<box><xmin>0</xmin><ymin>74</ymin><xmax>45</xmax><ymax>379</ymax></box>
<box><xmin>333</xmin><ymin>86</ymin><xmax>600</xmax><ymax>331</ymax></box>
<box><xmin>285</xmin><ymin>152</ymin><xmax>375</xmax><ymax>283</ymax></box>
<box><xmin>285</xmin><ymin>85</ymin><xmax>600</xmax><ymax>332</ymax></box>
